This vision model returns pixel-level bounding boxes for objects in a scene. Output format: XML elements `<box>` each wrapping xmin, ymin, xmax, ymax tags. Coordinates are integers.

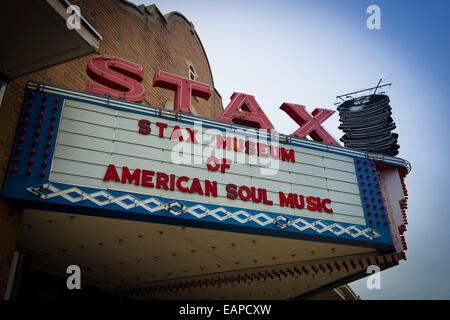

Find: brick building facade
<box><xmin>0</xmin><ymin>1</ymin><xmax>406</xmax><ymax>301</ymax></box>
<box><xmin>0</xmin><ymin>0</ymin><xmax>223</xmax><ymax>297</ymax></box>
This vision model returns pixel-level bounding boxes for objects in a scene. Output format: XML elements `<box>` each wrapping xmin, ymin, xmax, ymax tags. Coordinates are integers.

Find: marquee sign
<box><xmin>1</xmin><ymin>81</ymin><xmax>410</xmax><ymax>252</ymax></box>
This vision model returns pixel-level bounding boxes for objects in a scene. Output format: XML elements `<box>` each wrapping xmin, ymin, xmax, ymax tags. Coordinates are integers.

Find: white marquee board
<box><xmin>49</xmin><ymin>99</ymin><xmax>366</xmax><ymax>225</ymax></box>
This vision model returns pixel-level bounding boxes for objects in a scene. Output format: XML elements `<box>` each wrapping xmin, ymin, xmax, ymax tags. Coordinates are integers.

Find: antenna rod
<box><xmin>373</xmin><ymin>78</ymin><xmax>383</xmax><ymax>94</ymax></box>
<box><xmin>336</xmin><ymin>82</ymin><xmax>392</xmax><ymax>100</ymax></box>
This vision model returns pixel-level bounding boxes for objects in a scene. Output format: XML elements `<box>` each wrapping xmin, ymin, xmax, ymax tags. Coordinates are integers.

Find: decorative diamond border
<box><xmin>27</xmin><ymin>183</ymin><xmax>380</xmax><ymax>240</ymax></box>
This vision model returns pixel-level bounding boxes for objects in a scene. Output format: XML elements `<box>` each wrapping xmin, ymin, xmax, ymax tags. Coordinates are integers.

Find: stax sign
<box><xmin>85</xmin><ymin>55</ymin><xmax>339</xmax><ymax>145</ymax></box>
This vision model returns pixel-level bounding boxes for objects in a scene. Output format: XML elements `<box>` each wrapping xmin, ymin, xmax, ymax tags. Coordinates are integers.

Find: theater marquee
<box><xmin>1</xmin><ymin>81</ymin><xmax>410</xmax><ymax>250</ymax></box>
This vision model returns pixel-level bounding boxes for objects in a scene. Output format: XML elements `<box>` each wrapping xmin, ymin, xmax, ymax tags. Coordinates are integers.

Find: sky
<box><xmin>130</xmin><ymin>0</ymin><xmax>450</xmax><ymax>299</ymax></box>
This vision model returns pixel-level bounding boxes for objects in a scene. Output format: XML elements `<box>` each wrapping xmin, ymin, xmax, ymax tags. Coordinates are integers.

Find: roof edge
<box><xmin>114</xmin><ymin>1</ymin><xmax>223</xmax><ymax>110</ymax></box>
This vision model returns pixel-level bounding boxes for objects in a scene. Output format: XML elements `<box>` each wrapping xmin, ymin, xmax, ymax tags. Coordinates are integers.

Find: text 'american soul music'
<box><xmin>102</xmin><ymin>119</ymin><xmax>333</xmax><ymax>214</ymax></box>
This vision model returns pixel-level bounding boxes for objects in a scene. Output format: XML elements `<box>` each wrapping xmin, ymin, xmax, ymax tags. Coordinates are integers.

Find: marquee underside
<box><xmin>19</xmin><ymin>208</ymin><xmax>399</xmax><ymax>299</ymax></box>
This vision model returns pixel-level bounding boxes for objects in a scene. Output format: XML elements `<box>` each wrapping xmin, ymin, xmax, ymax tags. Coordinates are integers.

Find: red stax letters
<box><xmin>217</xmin><ymin>92</ymin><xmax>275</xmax><ymax>130</ymax></box>
<box><xmin>280</xmin><ymin>103</ymin><xmax>339</xmax><ymax>145</ymax></box>
<box><xmin>86</xmin><ymin>55</ymin><xmax>146</xmax><ymax>102</ymax></box>
<box><xmin>84</xmin><ymin>55</ymin><xmax>339</xmax><ymax>145</ymax></box>
<box><xmin>152</xmin><ymin>71</ymin><xmax>211</xmax><ymax>114</ymax></box>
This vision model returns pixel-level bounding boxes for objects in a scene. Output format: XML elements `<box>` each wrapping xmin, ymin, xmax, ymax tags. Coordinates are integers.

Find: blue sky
<box><xmin>131</xmin><ymin>0</ymin><xmax>450</xmax><ymax>299</ymax></box>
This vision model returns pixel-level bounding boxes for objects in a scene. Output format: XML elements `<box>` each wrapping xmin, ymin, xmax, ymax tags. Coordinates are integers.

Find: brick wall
<box><xmin>0</xmin><ymin>0</ymin><xmax>223</xmax><ymax>298</ymax></box>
